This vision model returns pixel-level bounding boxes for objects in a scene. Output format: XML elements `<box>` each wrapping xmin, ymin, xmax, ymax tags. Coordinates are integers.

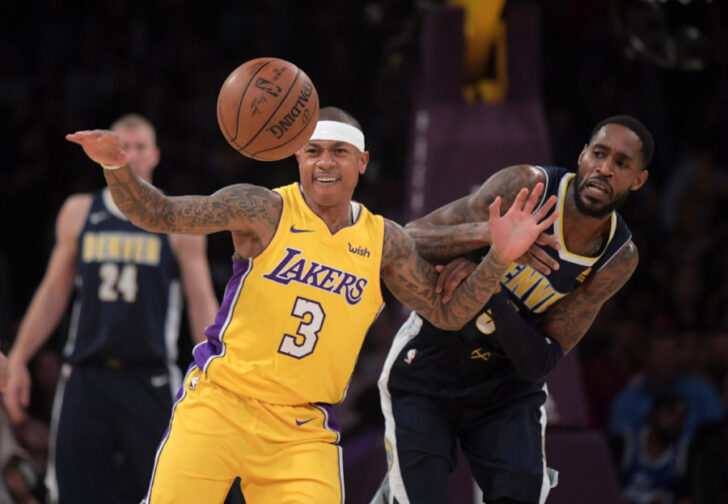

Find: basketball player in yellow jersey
<box><xmin>66</xmin><ymin>107</ymin><xmax>558</xmax><ymax>504</ymax></box>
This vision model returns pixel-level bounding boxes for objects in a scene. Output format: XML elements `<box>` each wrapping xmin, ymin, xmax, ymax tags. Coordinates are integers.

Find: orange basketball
<box><xmin>217</xmin><ymin>57</ymin><xmax>319</xmax><ymax>161</ymax></box>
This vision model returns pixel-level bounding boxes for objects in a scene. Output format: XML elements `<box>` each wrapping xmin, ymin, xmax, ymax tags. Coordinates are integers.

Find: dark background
<box><xmin>1</xmin><ymin>0</ymin><xmax>728</xmax><ymax>502</ymax></box>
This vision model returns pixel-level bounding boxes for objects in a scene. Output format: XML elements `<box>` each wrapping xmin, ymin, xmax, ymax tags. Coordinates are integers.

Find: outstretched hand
<box><xmin>489</xmin><ymin>183</ymin><xmax>559</xmax><ymax>265</ymax></box>
<box><xmin>66</xmin><ymin>130</ymin><xmax>129</xmax><ymax>167</ymax></box>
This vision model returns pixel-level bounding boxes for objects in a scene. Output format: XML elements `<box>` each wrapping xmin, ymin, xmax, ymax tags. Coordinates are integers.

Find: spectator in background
<box><xmin>687</xmin><ymin>370</ymin><xmax>728</xmax><ymax>504</ymax></box>
<box><xmin>611</xmin><ymin>393</ymin><xmax>691</xmax><ymax>504</ymax></box>
<box><xmin>609</xmin><ymin>332</ymin><xmax>724</xmax><ymax>443</ymax></box>
<box><xmin>582</xmin><ymin>317</ymin><xmax>645</xmax><ymax>428</ymax></box>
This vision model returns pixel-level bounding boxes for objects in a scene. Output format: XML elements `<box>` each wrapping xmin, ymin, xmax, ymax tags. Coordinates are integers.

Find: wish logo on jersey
<box><xmin>263</xmin><ymin>247</ymin><xmax>369</xmax><ymax>305</ymax></box>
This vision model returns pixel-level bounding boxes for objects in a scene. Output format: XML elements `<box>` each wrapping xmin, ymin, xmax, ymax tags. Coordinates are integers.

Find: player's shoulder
<box><xmin>476</xmin><ymin>164</ymin><xmax>548</xmax><ymax>203</ymax></box>
<box><xmin>381</xmin><ymin>218</ymin><xmax>410</xmax><ymax>266</ymax></box>
<box><xmin>58</xmin><ymin>193</ymin><xmax>94</xmax><ymax>223</ymax></box>
<box><xmin>497</xmin><ymin>164</ymin><xmax>548</xmax><ymax>185</ymax></box>
<box><xmin>62</xmin><ymin>192</ymin><xmax>94</xmax><ymax>209</ymax></box>
<box><xmin>596</xmin><ymin>239</ymin><xmax>639</xmax><ymax>278</ymax></box>
<box><xmin>55</xmin><ymin>192</ymin><xmax>94</xmax><ymax>240</ymax></box>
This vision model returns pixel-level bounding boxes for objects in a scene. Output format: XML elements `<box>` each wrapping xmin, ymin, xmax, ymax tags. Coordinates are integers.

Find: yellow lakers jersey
<box><xmin>193</xmin><ymin>182</ymin><xmax>385</xmax><ymax>405</ymax></box>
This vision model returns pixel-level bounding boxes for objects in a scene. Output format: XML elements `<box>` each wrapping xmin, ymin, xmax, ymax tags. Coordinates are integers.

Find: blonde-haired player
<box><xmin>66</xmin><ymin>106</ymin><xmax>558</xmax><ymax>504</ymax></box>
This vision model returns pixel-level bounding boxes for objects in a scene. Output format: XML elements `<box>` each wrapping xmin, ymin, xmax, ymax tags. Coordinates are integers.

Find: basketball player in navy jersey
<box><xmin>3</xmin><ymin>114</ymin><xmax>219</xmax><ymax>504</ymax></box>
<box><xmin>373</xmin><ymin>116</ymin><xmax>653</xmax><ymax>504</ymax></box>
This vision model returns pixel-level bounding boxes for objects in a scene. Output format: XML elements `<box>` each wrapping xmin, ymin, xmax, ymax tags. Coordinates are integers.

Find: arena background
<box><xmin>1</xmin><ymin>1</ymin><xmax>727</xmax><ymax>503</ymax></box>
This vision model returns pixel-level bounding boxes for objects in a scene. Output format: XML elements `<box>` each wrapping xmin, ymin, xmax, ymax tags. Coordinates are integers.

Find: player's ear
<box><xmin>631</xmin><ymin>169</ymin><xmax>648</xmax><ymax>191</ymax></box>
<box><xmin>577</xmin><ymin>144</ymin><xmax>588</xmax><ymax>165</ymax></box>
<box><xmin>358</xmin><ymin>151</ymin><xmax>369</xmax><ymax>175</ymax></box>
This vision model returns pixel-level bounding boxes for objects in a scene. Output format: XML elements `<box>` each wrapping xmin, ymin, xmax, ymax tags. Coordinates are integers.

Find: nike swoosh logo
<box><xmin>295</xmin><ymin>418</ymin><xmax>315</xmax><ymax>426</ymax></box>
<box><xmin>290</xmin><ymin>225</ymin><xmax>314</xmax><ymax>233</ymax></box>
<box><xmin>89</xmin><ymin>211</ymin><xmax>109</xmax><ymax>225</ymax></box>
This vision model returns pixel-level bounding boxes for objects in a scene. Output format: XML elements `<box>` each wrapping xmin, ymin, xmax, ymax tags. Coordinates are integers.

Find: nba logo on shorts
<box><xmin>404</xmin><ymin>348</ymin><xmax>418</xmax><ymax>365</ymax></box>
<box><xmin>189</xmin><ymin>376</ymin><xmax>200</xmax><ymax>391</ymax></box>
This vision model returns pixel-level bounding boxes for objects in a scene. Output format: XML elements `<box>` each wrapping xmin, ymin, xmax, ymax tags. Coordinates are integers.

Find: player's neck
<box><xmin>562</xmin><ymin>185</ymin><xmax>613</xmax><ymax>255</ymax></box>
<box><xmin>302</xmin><ymin>195</ymin><xmax>353</xmax><ymax>233</ymax></box>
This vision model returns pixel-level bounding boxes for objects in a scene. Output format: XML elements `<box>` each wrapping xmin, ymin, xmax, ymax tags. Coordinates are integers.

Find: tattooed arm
<box><xmin>381</xmin><ymin>185</ymin><xmax>559</xmax><ymax>330</ymax></box>
<box><xmin>538</xmin><ymin>241</ymin><xmax>639</xmax><ymax>354</ymax></box>
<box><xmin>405</xmin><ymin>164</ymin><xmax>547</xmax><ymax>262</ymax></box>
<box><xmin>66</xmin><ymin>130</ymin><xmax>280</xmax><ymax>237</ymax></box>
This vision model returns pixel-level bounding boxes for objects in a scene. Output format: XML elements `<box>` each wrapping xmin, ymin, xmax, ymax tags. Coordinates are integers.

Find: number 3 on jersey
<box><xmin>279</xmin><ymin>297</ymin><xmax>325</xmax><ymax>359</ymax></box>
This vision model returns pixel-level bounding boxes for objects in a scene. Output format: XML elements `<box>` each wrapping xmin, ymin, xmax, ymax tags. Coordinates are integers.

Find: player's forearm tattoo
<box><xmin>406</xmin><ymin>166</ymin><xmax>538</xmax><ymax>262</ymax></box>
<box><xmin>540</xmin><ymin>243</ymin><xmax>639</xmax><ymax>354</ymax></box>
<box><xmin>103</xmin><ymin>168</ymin><xmax>279</xmax><ymax>233</ymax></box>
<box><xmin>382</xmin><ymin>221</ymin><xmax>509</xmax><ymax>330</ymax></box>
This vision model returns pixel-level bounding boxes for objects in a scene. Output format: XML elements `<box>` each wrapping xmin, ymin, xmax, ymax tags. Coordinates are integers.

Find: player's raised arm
<box><xmin>65</xmin><ymin>130</ymin><xmax>281</xmax><ymax>237</ymax></box>
<box><xmin>381</xmin><ymin>184</ymin><xmax>558</xmax><ymax>331</ymax></box>
<box><xmin>404</xmin><ymin>165</ymin><xmax>559</xmax><ymax>273</ymax></box>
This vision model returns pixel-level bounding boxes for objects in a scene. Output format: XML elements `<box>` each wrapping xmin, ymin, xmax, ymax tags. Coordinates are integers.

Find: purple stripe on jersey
<box><xmin>193</xmin><ymin>257</ymin><xmax>251</xmax><ymax>369</ymax></box>
<box><xmin>316</xmin><ymin>403</ymin><xmax>342</xmax><ymax>433</ymax></box>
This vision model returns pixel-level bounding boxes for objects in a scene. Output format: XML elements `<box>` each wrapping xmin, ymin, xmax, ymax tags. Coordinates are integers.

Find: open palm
<box><xmin>65</xmin><ymin>129</ymin><xmax>130</xmax><ymax>167</ymax></box>
<box><xmin>489</xmin><ymin>183</ymin><xmax>559</xmax><ymax>264</ymax></box>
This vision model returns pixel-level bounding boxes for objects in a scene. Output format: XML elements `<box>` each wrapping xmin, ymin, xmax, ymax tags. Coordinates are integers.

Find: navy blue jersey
<box><xmin>63</xmin><ymin>189</ymin><xmax>182</xmax><ymax>366</ymax></box>
<box><xmin>387</xmin><ymin>165</ymin><xmax>632</xmax><ymax>401</ymax></box>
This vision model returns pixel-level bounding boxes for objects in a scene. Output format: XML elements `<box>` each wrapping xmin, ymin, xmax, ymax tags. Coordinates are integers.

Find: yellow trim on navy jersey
<box><xmin>554</xmin><ymin>173</ymin><xmax>617</xmax><ymax>266</ymax></box>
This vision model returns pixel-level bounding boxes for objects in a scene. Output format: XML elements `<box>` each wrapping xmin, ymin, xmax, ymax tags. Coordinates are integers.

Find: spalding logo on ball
<box><xmin>217</xmin><ymin>57</ymin><xmax>320</xmax><ymax>161</ymax></box>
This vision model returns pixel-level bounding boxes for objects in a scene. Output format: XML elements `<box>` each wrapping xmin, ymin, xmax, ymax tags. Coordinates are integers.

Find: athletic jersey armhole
<box><xmin>596</xmin><ymin>236</ymin><xmax>633</xmax><ymax>272</ymax></box>
<box><xmin>235</xmin><ymin>189</ymin><xmax>285</xmax><ymax>262</ymax></box>
<box><xmin>371</xmin><ymin>213</ymin><xmax>386</xmax><ymax>308</ymax></box>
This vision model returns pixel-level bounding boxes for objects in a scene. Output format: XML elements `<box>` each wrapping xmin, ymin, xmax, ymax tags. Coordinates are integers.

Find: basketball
<box><xmin>217</xmin><ymin>57</ymin><xmax>320</xmax><ymax>161</ymax></box>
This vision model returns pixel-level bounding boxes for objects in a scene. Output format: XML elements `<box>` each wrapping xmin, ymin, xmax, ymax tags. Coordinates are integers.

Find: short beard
<box><xmin>573</xmin><ymin>171</ymin><xmax>629</xmax><ymax>218</ymax></box>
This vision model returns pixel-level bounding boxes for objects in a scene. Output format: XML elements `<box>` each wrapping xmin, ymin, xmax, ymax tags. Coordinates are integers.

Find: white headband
<box><xmin>309</xmin><ymin>120</ymin><xmax>366</xmax><ymax>152</ymax></box>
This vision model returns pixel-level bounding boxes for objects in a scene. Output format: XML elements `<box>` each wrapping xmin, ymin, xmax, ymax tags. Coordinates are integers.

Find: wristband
<box><xmin>101</xmin><ymin>164</ymin><xmax>124</xmax><ymax>171</ymax></box>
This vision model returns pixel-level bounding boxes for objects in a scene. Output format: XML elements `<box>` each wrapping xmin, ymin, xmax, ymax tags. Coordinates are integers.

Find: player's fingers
<box><xmin>435</xmin><ymin>265</ymin><xmax>447</xmax><ymax>293</ymax></box>
<box><xmin>509</xmin><ymin>188</ymin><xmax>529</xmax><ymax>212</ymax></box>
<box><xmin>522</xmin><ymin>183</ymin><xmax>545</xmax><ymax>214</ymax></box>
<box><xmin>442</xmin><ymin>261</ymin><xmax>477</xmax><ymax>303</ymax></box>
<box><xmin>489</xmin><ymin>196</ymin><xmax>502</xmax><ymax>220</ymax></box>
<box><xmin>526</xmin><ymin>254</ymin><xmax>551</xmax><ymax>276</ymax></box>
<box><xmin>20</xmin><ymin>381</ymin><xmax>30</xmax><ymax>408</ymax></box>
<box><xmin>536</xmin><ymin>233</ymin><xmax>560</xmax><ymax>252</ymax></box>
<box><xmin>538</xmin><ymin>209</ymin><xmax>560</xmax><ymax>232</ymax></box>
<box><xmin>65</xmin><ymin>131</ymin><xmax>93</xmax><ymax>144</ymax></box>
<box><xmin>4</xmin><ymin>391</ymin><xmax>23</xmax><ymax>424</ymax></box>
<box><xmin>532</xmin><ymin>195</ymin><xmax>558</xmax><ymax>222</ymax></box>
<box><xmin>436</xmin><ymin>260</ymin><xmax>465</xmax><ymax>296</ymax></box>
<box><xmin>529</xmin><ymin>245</ymin><xmax>559</xmax><ymax>273</ymax></box>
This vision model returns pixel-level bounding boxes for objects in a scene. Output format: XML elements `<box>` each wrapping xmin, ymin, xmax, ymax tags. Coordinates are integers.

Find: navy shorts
<box><xmin>378</xmin><ymin>314</ymin><xmax>556</xmax><ymax>504</ymax></box>
<box><xmin>48</xmin><ymin>363</ymin><xmax>176</xmax><ymax>504</ymax></box>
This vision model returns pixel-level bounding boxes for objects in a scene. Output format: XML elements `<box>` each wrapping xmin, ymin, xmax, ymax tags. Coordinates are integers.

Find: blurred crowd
<box><xmin>2</xmin><ymin>0</ymin><xmax>728</xmax><ymax>503</ymax></box>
